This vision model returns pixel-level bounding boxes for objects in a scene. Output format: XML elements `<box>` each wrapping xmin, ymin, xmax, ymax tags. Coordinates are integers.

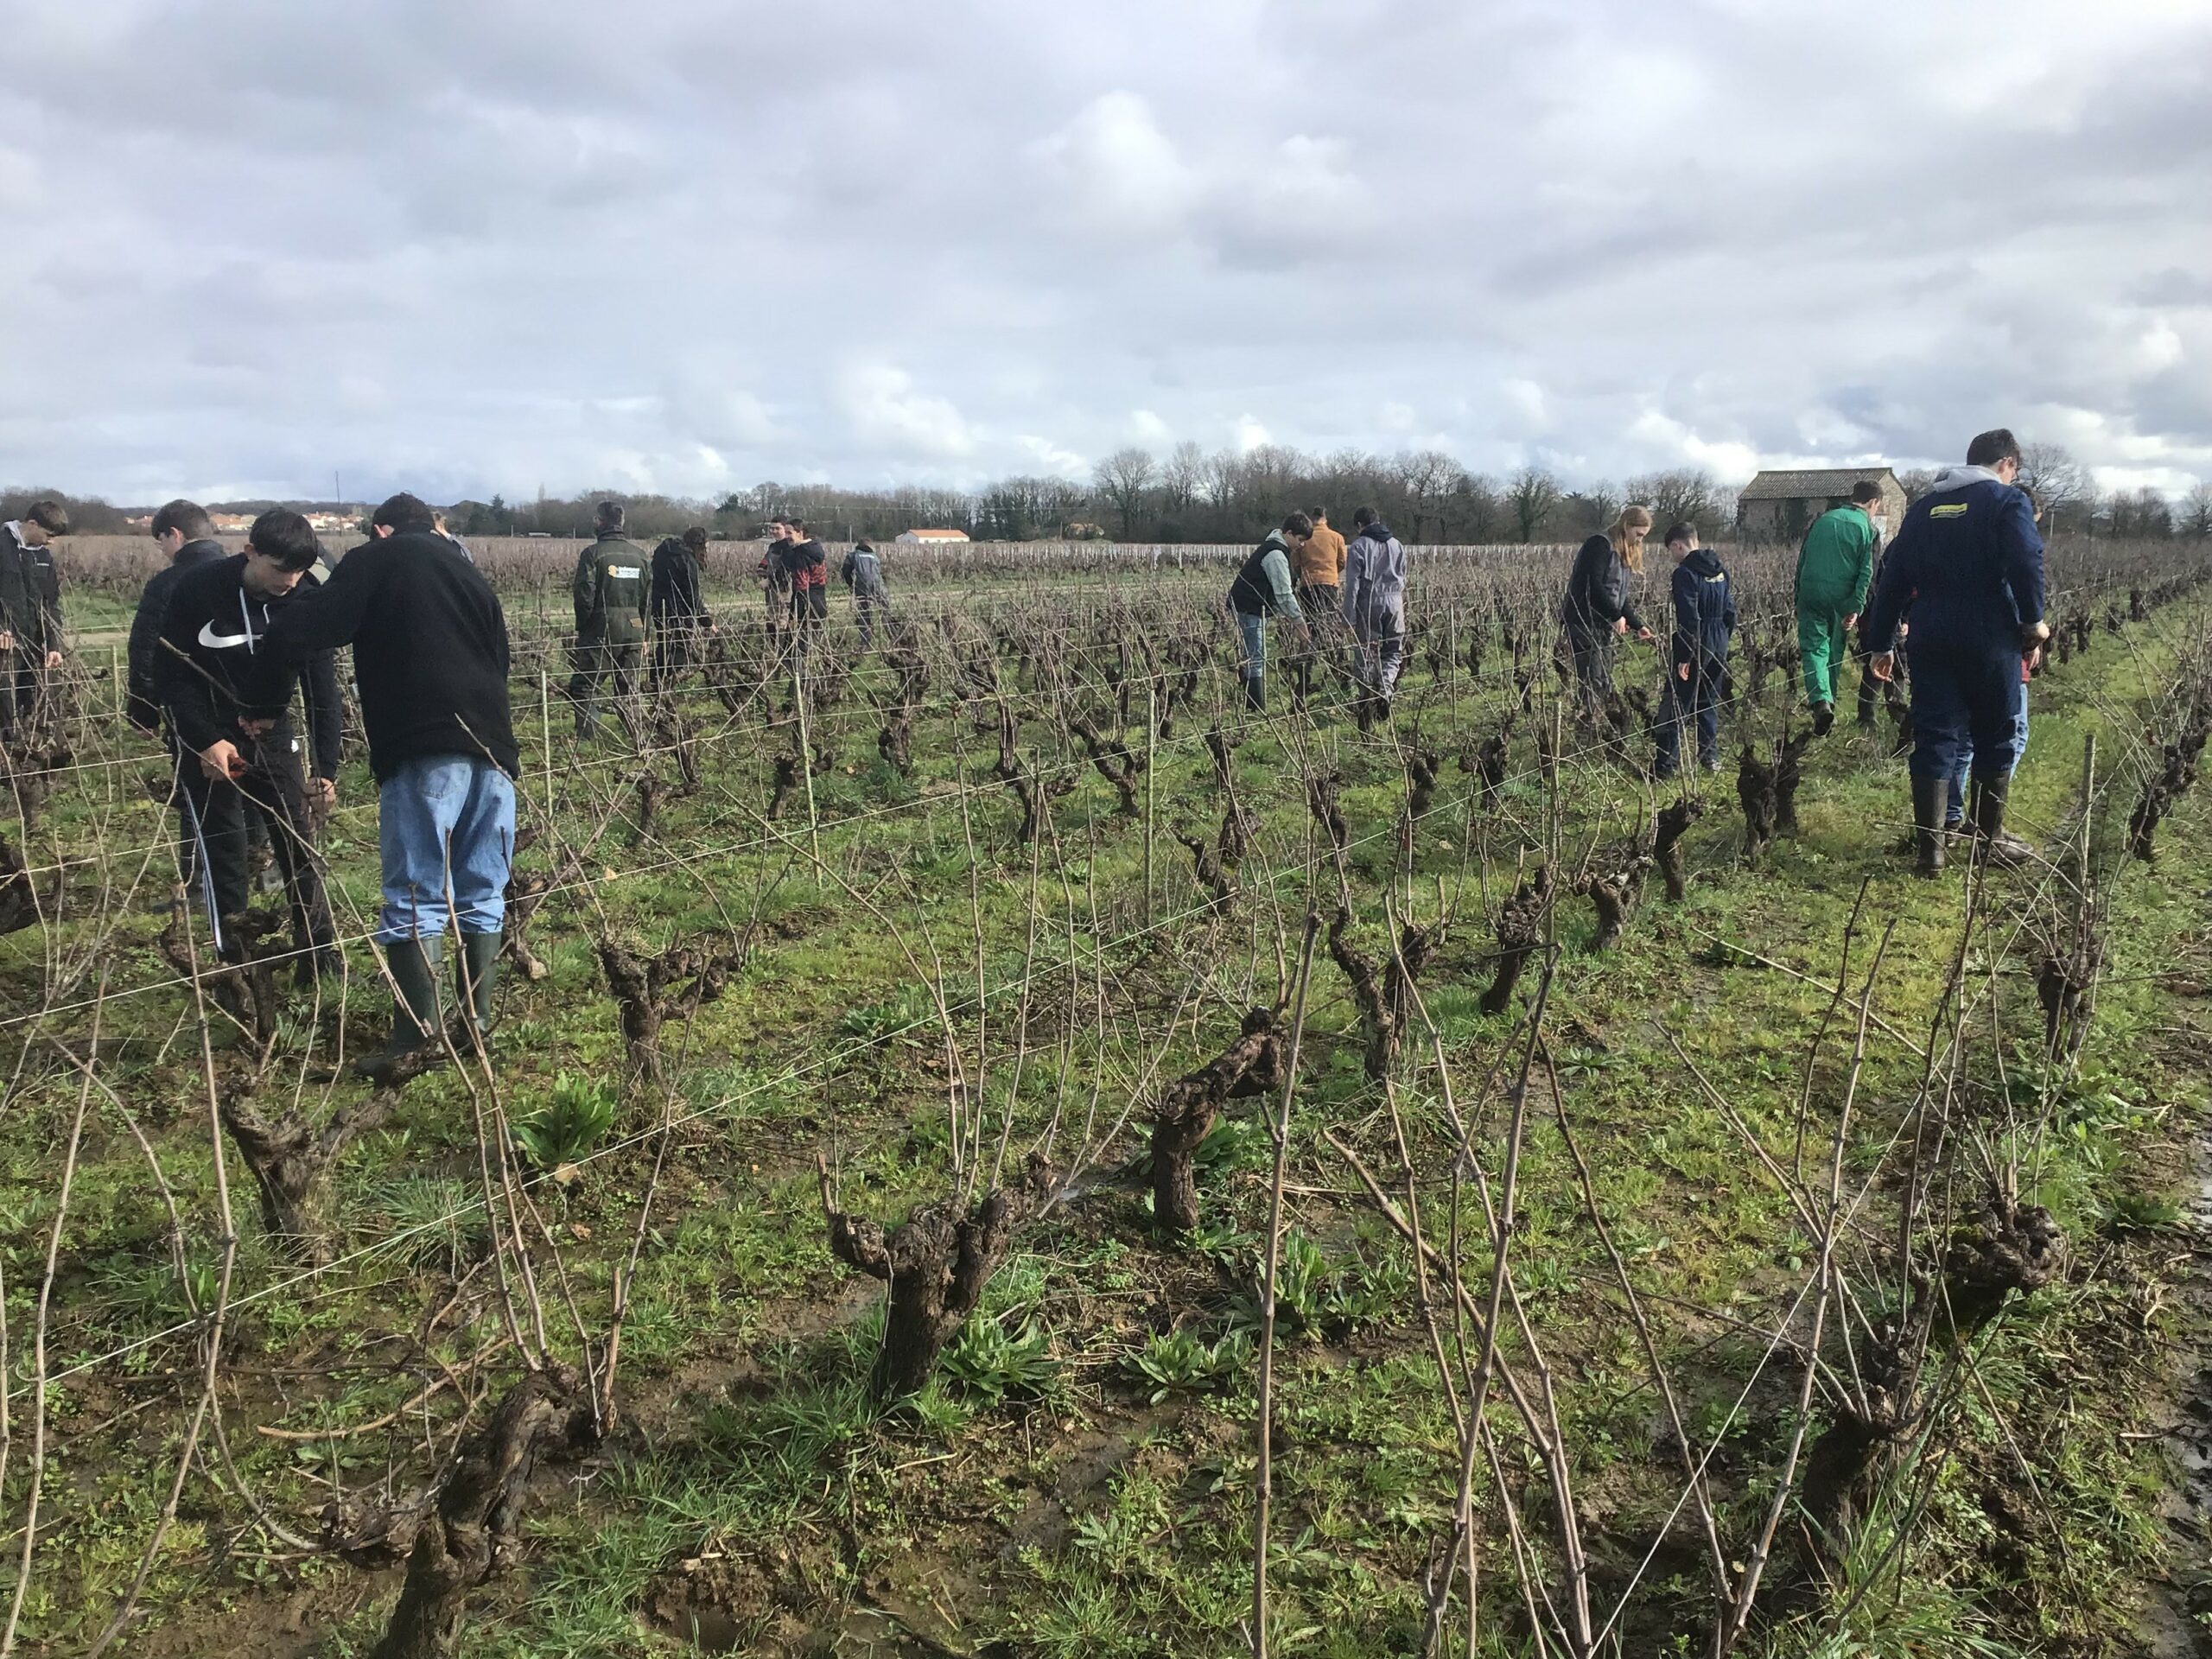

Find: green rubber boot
<box><xmin>356</xmin><ymin>937</ymin><xmax>442</xmax><ymax>1085</ymax></box>
<box><xmin>458</xmin><ymin>930</ymin><xmax>502</xmax><ymax>1043</ymax></box>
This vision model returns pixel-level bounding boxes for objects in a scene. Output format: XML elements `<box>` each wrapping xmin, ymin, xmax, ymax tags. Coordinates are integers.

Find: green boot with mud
<box><xmin>1911</xmin><ymin>774</ymin><xmax>1948</xmax><ymax>877</ymax></box>
<box><xmin>356</xmin><ymin>936</ymin><xmax>442</xmax><ymax>1086</ymax></box>
<box><xmin>1969</xmin><ymin>775</ymin><xmax>2033</xmax><ymax>868</ymax></box>
<box><xmin>457</xmin><ymin>929</ymin><xmax>501</xmax><ymax>1046</ymax></box>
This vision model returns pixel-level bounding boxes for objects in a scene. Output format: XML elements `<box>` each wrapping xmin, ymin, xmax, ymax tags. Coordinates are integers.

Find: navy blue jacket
<box><xmin>1669</xmin><ymin>547</ymin><xmax>1735</xmax><ymax>682</ymax></box>
<box><xmin>1860</xmin><ymin>474</ymin><xmax>2044</xmax><ymax>657</ymax></box>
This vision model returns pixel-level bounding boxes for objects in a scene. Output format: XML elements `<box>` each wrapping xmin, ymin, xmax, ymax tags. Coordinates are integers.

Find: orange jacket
<box><xmin>1298</xmin><ymin>524</ymin><xmax>1346</xmax><ymax>586</ymax></box>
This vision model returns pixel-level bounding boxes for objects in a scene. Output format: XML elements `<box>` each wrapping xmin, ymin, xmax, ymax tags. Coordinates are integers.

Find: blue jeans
<box><xmin>1236</xmin><ymin>611</ymin><xmax>1268</xmax><ymax>708</ymax></box>
<box><xmin>1949</xmin><ymin>694</ymin><xmax>2030</xmax><ymax>825</ymax></box>
<box><xmin>1654</xmin><ymin>669</ymin><xmax>1720</xmax><ymax>776</ymax></box>
<box><xmin>377</xmin><ymin>754</ymin><xmax>517</xmax><ymax>942</ymax></box>
<box><xmin>1906</xmin><ymin>640</ymin><xmax>2024</xmax><ymax>788</ymax></box>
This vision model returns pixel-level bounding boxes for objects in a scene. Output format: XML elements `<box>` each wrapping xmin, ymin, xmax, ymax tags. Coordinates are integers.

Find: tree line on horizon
<box><xmin>9</xmin><ymin>437</ymin><xmax>2207</xmax><ymax>545</ymax></box>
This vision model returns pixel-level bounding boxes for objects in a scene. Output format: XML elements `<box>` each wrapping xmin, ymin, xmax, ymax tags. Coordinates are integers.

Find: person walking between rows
<box><xmin>0</xmin><ymin>500</ymin><xmax>68</xmax><ymax>740</ymax></box>
<box><xmin>247</xmin><ymin>492</ymin><xmax>521</xmax><ymax>1082</ymax></box>
<box><xmin>1292</xmin><ymin>505</ymin><xmax>1346</xmax><ymax>703</ymax></box>
<box><xmin>1341</xmin><ymin>506</ymin><xmax>1408</xmax><ymax>724</ymax></box>
<box><xmin>1229</xmin><ymin>513</ymin><xmax>1309</xmax><ymax>711</ymax></box>
<box><xmin>1652</xmin><ymin>523</ymin><xmax>1735</xmax><ymax>779</ymax></box>
<box><xmin>151</xmin><ymin>510</ymin><xmax>340</xmax><ymax>976</ymax></box>
<box><xmin>1861</xmin><ymin>429</ymin><xmax>2047</xmax><ymax>876</ymax></box>
<box><xmin>842</xmin><ymin>538</ymin><xmax>889</xmax><ymax>649</ymax></box>
<box><xmin>1795</xmin><ymin>480</ymin><xmax>1881</xmax><ymax>735</ymax></box>
<box><xmin>649</xmin><ymin>525</ymin><xmax>713</xmax><ymax>690</ymax></box>
<box><xmin>568</xmin><ymin>500</ymin><xmax>648</xmax><ymax>740</ymax></box>
<box><xmin>1561</xmin><ymin>506</ymin><xmax>1653</xmax><ymax>715</ymax></box>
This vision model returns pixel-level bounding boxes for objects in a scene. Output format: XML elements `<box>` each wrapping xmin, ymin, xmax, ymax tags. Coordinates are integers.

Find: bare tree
<box><xmin>2018</xmin><ymin>440</ymin><xmax>2088</xmax><ymax>532</ymax></box>
<box><xmin>1507</xmin><ymin>467</ymin><xmax>1563</xmax><ymax>543</ymax></box>
<box><xmin>1160</xmin><ymin>440</ymin><xmax>1207</xmax><ymax>518</ymax></box>
<box><xmin>2182</xmin><ymin>480</ymin><xmax>2212</xmax><ymax>540</ymax></box>
<box><xmin>1092</xmin><ymin>447</ymin><xmax>1157</xmax><ymax>539</ymax></box>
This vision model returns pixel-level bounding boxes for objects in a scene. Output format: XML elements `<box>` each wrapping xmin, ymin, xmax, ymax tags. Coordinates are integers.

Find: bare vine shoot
<box><xmin>3</xmin><ymin>530</ymin><xmax>2211</xmax><ymax>1658</ymax></box>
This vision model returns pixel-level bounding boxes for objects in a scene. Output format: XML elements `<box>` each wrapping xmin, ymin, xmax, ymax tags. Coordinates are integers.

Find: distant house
<box><xmin>208</xmin><ymin>512</ymin><xmax>257</xmax><ymax>534</ymax></box>
<box><xmin>896</xmin><ymin>528</ymin><xmax>971</xmax><ymax>545</ymax></box>
<box><xmin>1737</xmin><ymin>467</ymin><xmax>1907</xmax><ymax>543</ymax></box>
<box><xmin>304</xmin><ymin>512</ymin><xmax>358</xmax><ymax>536</ymax></box>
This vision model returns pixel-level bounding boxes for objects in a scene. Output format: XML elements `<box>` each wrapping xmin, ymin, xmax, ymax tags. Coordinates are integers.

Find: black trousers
<box><xmin>172</xmin><ymin>735</ymin><xmax>334</xmax><ymax>963</ymax></box>
<box><xmin>649</xmin><ymin>621</ymin><xmax>700</xmax><ymax>690</ymax></box>
<box><xmin>569</xmin><ymin>641</ymin><xmax>642</xmax><ymax>727</ymax></box>
<box><xmin>0</xmin><ymin>650</ymin><xmax>49</xmax><ymax>738</ymax></box>
<box><xmin>1567</xmin><ymin>626</ymin><xmax>1615</xmax><ymax>713</ymax></box>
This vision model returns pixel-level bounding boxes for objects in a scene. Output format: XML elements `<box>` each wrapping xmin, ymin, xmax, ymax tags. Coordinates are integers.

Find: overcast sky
<box><xmin>4</xmin><ymin>0</ymin><xmax>2209</xmax><ymax>505</ymax></box>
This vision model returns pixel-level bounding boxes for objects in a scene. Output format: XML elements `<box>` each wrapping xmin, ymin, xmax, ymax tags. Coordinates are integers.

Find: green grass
<box><xmin>4</xmin><ymin>584</ymin><xmax>2209</xmax><ymax>1656</ymax></box>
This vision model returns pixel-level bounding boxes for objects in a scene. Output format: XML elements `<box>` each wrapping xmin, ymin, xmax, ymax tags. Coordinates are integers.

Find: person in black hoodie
<box><xmin>128</xmin><ymin>499</ymin><xmax>230</xmax><ymax>734</ymax></box>
<box><xmin>0</xmin><ymin>499</ymin><xmax>68</xmax><ymax>739</ymax></box>
<box><xmin>1560</xmin><ymin>505</ymin><xmax>1654</xmax><ymax>714</ymax></box>
<box><xmin>245</xmin><ymin>492</ymin><xmax>520</xmax><ymax>1081</ymax></box>
<box><xmin>153</xmin><ymin>509</ymin><xmax>341</xmax><ymax>969</ymax></box>
<box><xmin>1652</xmin><ymin>524</ymin><xmax>1735</xmax><ymax>779</ymax></box>
<box><xmin>649</xmin><ymin>525</ymin><xmax>713</xmax><ymax>690</ymax></box>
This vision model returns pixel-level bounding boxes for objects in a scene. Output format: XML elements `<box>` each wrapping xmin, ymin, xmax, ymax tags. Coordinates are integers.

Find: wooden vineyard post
<box><xmin>797</xmin><ymin>652</ymin><xmax>823</xmax><ymax>890</ymax></box>
<box><xmin>538</xmin><ymin>668</ymin><xmax>555</xmax><ymax>824</ymax></box>
<box><xmin>1145</xmin><ymin>680</ymin><xmax>1158</xmax><ymax>925</ymax></box>
<box><xmin>2077</xmin><ymin>731</ymin><xmax>2095</xmax><ymax>892</ymax></box>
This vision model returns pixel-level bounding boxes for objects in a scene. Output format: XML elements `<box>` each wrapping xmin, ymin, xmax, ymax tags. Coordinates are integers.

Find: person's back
<box><xmin>1795</xmin><ymin>506</ymin><xmax>1876</xmax><ymax>610</ymax></box>
<box><xmin>1866</xmin><ymin>474</ymin><xmax>2043</xmax><ymax>654</ymax></box>
<box><xmin>844</xmin><ymin>544</ymin><xmax>887</xmax><ymax>600</ymax></box>
<box><xmin>264</xmin><ymin>529</ymin><xmax>517</xmax><ymax>780</ymax></box>
<box><xmin>577</xmin><ymin>531</ymin><xmax>649</xmax><ymax>645</ymax></box>
<box><xmin>651</xmin><ymin>535</ymin><xmax>702</xmax><ymax>620</ymax></box>
<box><xmin>1860</xmin><ymin>430</ymin><xmax>2047</xmax><ymax>876</ymax></box>
<box><xmin>1299</xmin><ymin>520</ymin><xmax>1346</xmax><ymax>589</ymax></box>
<box><xmin>1672</xmin><ymin>544</ymin><xmax>1734</xmax><ymax>677</ymax></box>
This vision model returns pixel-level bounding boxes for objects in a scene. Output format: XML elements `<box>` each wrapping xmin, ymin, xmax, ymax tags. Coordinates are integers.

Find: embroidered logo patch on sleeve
<box><xmin>1929</xmin><ymin>504</ymin><xmax>1969</xmax><ymax>519</ymax></box>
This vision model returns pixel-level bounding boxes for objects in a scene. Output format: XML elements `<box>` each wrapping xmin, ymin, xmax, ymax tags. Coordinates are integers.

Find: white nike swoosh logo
<box><xmin>197</xmin><ymin>622</ymin><xmax>253</xmax><ymax>649</ymax></box>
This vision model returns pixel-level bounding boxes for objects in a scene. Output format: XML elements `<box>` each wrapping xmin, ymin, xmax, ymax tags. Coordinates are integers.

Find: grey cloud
<box><xmin>3</xmin><ymin>0</ymin><xmax>2208</xmax><ymax>502</ymax></box>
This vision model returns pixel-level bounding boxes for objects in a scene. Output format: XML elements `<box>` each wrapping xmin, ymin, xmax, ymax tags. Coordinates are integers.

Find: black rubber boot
<box><xmin>356</xmin><ymin>937</ymin><xmax>442</xmax><ymax>1084</ymax></box>
<box><xmin>1969</xmin><ymin>776</ymin><xmax>2032</xmax><ymax>868</ymax></box>
<box><xmin>1911</xmin><ymin>775</ymin><xmax>1948</xmax><ymax>877</ymax></box>
<box><xmin>1811</xmin><ymin>702</ymin><xmax>1835</xmax><ymax>737</ymax></box>
<box><xmin>458</xmin><ymin>929</ymin><xmax>501</xmax><ymax>1041</ymax></box>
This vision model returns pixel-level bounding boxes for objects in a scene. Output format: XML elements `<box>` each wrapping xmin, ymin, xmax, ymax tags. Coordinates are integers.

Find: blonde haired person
<box><xmin>1560</xmin><ymin>505</ymin><xmax>1655</xmax><ymax>711</ymax></box>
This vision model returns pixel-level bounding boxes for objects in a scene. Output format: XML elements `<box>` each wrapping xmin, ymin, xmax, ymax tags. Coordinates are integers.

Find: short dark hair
<box><xmin>682</xmin><ymin>525</ymin><xmax>708</xmax><ymax>550</ymax></box>
<box><xmin>1308</xmin><ymin>505</ymin><xmax>1328</xmax><ymax>523</ymax></box>
<box><xmin>1352</xmin><ymin>505</ymin><xmax>1377</xmax><ymax>529</ymax></box>
<box><xmin>372</xmin><ymin>493</ymin><xmax>435</xmax><ymax>534</ymax></box>
<box><xmin>1849</xmin><ymin>480</ymin><xmax>1883</xmax><ymax>505</ymax></box>
<box><xmin>151</xmin><ymin>499</ymin><xmax>214</xmax><ymax>542</ymax></box>
<box><xmin>594</xmin><ymin>500</ymin><xmax>626</xmax><ymax>533</ymax></box>
<box><xmin>855</xmin><ymin>537</ymin><xmax>874</xmax><ymax>551</ymax></box>
<box><xmin>786</xmin><ymin>518</ymin><xmax>808</xmax><ymax>536</ymax></box>
<box><xmin>1966</xmin><ymin>429</ymin><xmax>2020</xmax><ymax>468</ymax></box>
<box><xmin>25</xmin><ymin>500</ymin><xmax>68</xmax><ymax>536</ymax></box>
<box><xmin>248</xmin><ymin>509</ymin><xmax>322</xmax><ymax>572</ymax></box>
<box><xmin>1663</xmin><ymin>521</ymin><xmax>1697</xmax><ymax>548</ymax></box>
<box><xmin>1281</xmin><ymin>512</ymin><xmax>1313</xmax><ymax>538</ymax></box>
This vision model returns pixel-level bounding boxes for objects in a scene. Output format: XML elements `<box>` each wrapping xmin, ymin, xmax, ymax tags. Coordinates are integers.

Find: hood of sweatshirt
<box><xmin>1681</xmin><ymin>546</ymin><xmax>1723</xmax><ymax>579</ymax></box>
<box><xmin>1356</xmin><ymin>520</ymin><xmax>1395</xmax><ymax>543</ymax></box>
<box><xmin>1255</xmin><ymin>529</ymin><xmax>1291</xmax><ymax>556</ymax></box>
<box><xmin>1928</xmin><ymin>464</ymin><xmax>2007</xmax><ymax>494</ymax></box>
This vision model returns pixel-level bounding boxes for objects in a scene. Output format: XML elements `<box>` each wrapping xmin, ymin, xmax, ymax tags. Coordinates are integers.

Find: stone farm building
<box><xmin>1736</xmin><ymin>467</ymin><xmax>1908</xmax><ymax>543</ymax></box>
<box><xmin>896</xmin><ymin>528</ymin><xmax>970</xmax><ymax>544</ymax></box>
